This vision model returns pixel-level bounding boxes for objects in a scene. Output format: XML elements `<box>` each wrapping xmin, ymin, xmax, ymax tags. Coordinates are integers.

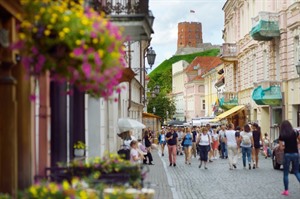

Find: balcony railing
<box><xmin>218</xmin><ymin>92</ymin><xmax>238</xmax><ymax>110</ymax></box>
<box><xmin>252</xmin><ymin>80</ymin><xmax>282</xmax><ymax>106</ymax></box>
<box><xmin>250</xmin><ymin>12</ymin><xmax>280</xmax><ymax>41</ymax></box>
<box><xmin>221</xmin><ymin>43</ymin><xmax>237</xmax><ymax>62</ymax></box>
<box><xmin>90</xmin><ymin>0</ymin><xmax>149</xmax><ymax>15</ymax></box>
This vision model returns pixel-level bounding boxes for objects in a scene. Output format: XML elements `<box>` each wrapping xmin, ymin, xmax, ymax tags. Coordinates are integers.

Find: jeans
<box><xmin>241</xmin><ymin>147</ymin><xmax>252</xmax><ymax>167</ymax></box>
<box><xmin>220</xmin><ymin>142</ymin><xmax>228</xmax><ymax>158</ymax></box>
<box><xmin>199</xmin><ymin>145</ymin><xmax>209</xmax><ymax>162</ymax></box>
<box><xmin>283</xmin><ymin>153</ymin><xmax>300</xmax><ymax>190</ymax></box>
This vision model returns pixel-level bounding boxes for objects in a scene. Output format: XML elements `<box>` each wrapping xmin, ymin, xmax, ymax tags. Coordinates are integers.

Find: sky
<box><xmin>148</xmin><ymin>0</ymin><xmax>227</xmax><ymax>71</ymax></box>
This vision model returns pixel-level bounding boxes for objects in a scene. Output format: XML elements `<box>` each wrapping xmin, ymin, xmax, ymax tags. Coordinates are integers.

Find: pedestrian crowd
<box><xmin>126</xmin><ymin>120</ymin><xmax>300</xmax><ymax>197</ymax></box>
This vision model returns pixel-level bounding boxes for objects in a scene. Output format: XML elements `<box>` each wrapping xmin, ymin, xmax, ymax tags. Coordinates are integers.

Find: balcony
<box><xmin>91</xmin><ymin>0</ymin><xmax>154</xmax><ymax>41</ymax></box>
<box><xmin>218</xmin><ymin>92</ymin><xmax>238</xmax><ymax>111</ymax></box>
<box><xmin>252</xmin><ymin>81</ymin><xmax>282</xmax><ymax>106</ymax></box>
<box><xmin>215</xmin><ymin>75</ymin><xmax>225</xmax><ymax>88</ymax></box>
<box><xmin>221</xmin><ymin>43</ymin><xmax>237</xmax><ymax>62</ymax></box>
<box><xmin>250</xmin><ymin>12</ymin><xmax>280</xmax><ymax>41</ymax></box>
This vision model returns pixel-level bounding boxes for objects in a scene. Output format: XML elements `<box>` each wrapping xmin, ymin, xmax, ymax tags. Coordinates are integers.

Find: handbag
<box><xmin>181</xmin><ymin>136</ymin><xmax>186</xmax><ymax>147</ymax></box>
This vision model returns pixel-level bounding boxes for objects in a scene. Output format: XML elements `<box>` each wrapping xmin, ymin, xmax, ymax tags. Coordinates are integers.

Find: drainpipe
<box><xmin>127</xmin><ymin>41</ymin><xmax>132</xmax><ymax>117</ymax></box>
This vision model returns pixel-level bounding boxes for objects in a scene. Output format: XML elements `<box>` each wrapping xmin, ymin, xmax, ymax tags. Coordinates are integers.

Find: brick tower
<box><xmin>177</xmin><ymin>22</ymin><xmax>203</xmax><ymax>49</ymax></box>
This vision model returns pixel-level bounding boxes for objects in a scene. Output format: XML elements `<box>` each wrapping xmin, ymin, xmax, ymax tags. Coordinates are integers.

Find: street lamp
<box><xmin>154</xmin><ymin>84</ymin><xmax>160</xmax><ymax>95</ymax></box>
<box><xmin>296</xmin><ymin>60</ymin><xmax>300</xmax><ymax>76</ymax></box>
<box><xmin>153</xmin><ymin>107</ymin><xmax>156</xmax><ymax>113</ymax></box>
<box><xmin>146</xmin><ymin>47</ymin><xmax>156</xmax><ymax>69</ymax></box>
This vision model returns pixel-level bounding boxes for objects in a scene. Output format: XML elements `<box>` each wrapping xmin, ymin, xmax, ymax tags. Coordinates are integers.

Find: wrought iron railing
<box><xmin>88</xmin><ymin>0</ymin><xmax>149</xmax><ymax>15</ymax></box>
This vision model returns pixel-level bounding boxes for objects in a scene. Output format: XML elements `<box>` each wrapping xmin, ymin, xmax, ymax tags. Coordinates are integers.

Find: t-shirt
<box><xmin>183</xmin><ymin>133</ymin><xmax>193</xmax><ymax>146</ymax></box>
<box><xmin>166</xmin><ymin>132</ymin><xmax>178</xmax><ymax>145</ymax></box>
<box><xmin>199</xmin><ymin>133</ymin><xmax>210</xmax><ymax>146</ymax></box>
<box><xmin>144</xmin><ymin>134</ymin><xmax>152</xmax><ymax>147</ymax></box>
<box><xmin>279</xmin><ymin>131</ymin><xmax>299</xmax><ymax>153</ymax></box>
<box><xmin>240</xmin><ymin>131</ymin><xmax>252</xmax><ymax>147</ymax></box>
<box><xmin>212</xmin><ymin>133</ymin><xmax>219</xmax><ymax>142</ymax></box>
<box><xmin>192</xmin><ymin>131</ymin><xmax>197</xmax><ymax>142</ymax></box>
<box><xmin>160</xmin><ymin>134</ymin><xmax>166</xmax><ymax>142</ymax></box>
<box><xmin>225</xmin><ymin>130</ymin><xmax>239</xmax><ymax>146</ymax></box>
<box><xmin>130</xmin><ymin>148</ymin><xmax>140</xmax><ymax>164</ymax></box>
<box><xmin>252</xmin><ymin>130</ymin><xmax>261</xmax><ymax>148</ymax></box>
<box><xmin>219</xmin><ymin>130</ymin><xmax>226</xmax><ymax>142</ymax></box>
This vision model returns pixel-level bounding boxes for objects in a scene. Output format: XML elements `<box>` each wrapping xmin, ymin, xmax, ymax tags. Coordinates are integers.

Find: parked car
<box><xmin>272</xmin><ymin>128</ymin><xmax>300</xmax><ymax>172</ymax></box>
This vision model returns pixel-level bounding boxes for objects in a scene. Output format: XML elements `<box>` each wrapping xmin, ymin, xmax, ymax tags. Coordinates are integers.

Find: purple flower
<box><xmin>82</xmin><ymin>62</ymin><xmax>92</xmax><ymax>78</ymax></box>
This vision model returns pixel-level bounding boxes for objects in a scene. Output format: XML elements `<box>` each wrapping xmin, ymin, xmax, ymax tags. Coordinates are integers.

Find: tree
<box><xmin>147</xmin><ymin>92</ymin><xmax>176</xmax><ymax>124</ymax></box>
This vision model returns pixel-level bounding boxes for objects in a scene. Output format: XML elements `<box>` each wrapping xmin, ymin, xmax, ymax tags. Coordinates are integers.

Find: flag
<box><xmin>190</xmin><ymin>10</ymin><xmax>195</xmax><ymax>13</ymax></box>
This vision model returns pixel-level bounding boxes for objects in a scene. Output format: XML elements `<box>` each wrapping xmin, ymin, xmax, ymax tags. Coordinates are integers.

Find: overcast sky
<box><xmin>148</xmin><ymin>0</ymin><xmax>226</xmax><ymax>71</ymax></box>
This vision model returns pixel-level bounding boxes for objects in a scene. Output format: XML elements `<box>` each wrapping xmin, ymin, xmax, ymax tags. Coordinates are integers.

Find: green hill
<box><xmin>148</xmin><ymin>49</ymin><xmax>220</xmax><ymax>93</ymax></box>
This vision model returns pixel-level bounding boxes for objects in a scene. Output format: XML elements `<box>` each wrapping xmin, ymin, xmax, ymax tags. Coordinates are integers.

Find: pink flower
<box><xmin>73</xmin><ymin>47</ymin><xmax>84</xmax><ymax>56</ymax></box>
<box><xmin>82</xmin><ymin>62</ymin><xmax>92</xmax><ymax>78</ymax></box>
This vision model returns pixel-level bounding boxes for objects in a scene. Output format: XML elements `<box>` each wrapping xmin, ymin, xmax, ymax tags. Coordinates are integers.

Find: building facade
<box><xmin>222</xmin><ymin>0</ymin><xmax>300</xmax><ymax>141</ymax></box>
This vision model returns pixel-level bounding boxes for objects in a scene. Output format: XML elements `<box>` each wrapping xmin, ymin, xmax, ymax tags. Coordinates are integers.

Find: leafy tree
<box><xmin>147</xmin><ymin>92</ymin><xmax>176</xmax><ymax>124</ymax></box>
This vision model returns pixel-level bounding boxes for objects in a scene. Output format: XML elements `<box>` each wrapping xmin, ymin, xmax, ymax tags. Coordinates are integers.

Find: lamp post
<box><xmin>153</xmin><ymin>107</ymin><xmax>156</xmax><ymax>113</ymax></box>
<box><xmin>296</xmin><ymin>60</ymin><xmax>300</xmax><ymax>76</ymax></box>
<box><xmin>146</xmin><ymin>47</ymin><xmax>156</xmax><ymax>69</ymax></box>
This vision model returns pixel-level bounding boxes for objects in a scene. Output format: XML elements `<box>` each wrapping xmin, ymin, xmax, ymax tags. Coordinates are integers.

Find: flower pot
<box><xmin>74</xmin><ymin>149</ymin><xmax>85</xmax><ymax>157</ymax></box>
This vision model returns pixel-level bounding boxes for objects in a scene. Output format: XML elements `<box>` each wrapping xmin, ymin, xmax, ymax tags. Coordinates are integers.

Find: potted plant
<box><xmin>13</xmin><ymin>0</ymin><xmax>126</xmax><ymax>98</ymax></box>
<box><xmin>73</xmin><ymin>141</ymin><xmax>86</xmax><ymax>157</ymax></box>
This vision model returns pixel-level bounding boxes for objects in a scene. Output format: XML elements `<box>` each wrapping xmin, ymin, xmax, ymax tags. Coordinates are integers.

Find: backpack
<box><xmin>242</xmin><ymin>133</ymin><xmax>251</xmax><ymax>145</ymax></box>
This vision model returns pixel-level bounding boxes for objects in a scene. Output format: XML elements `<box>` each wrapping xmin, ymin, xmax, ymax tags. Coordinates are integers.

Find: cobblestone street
<box><xmin>145</xmin><ymin>150</ymin><xmax>300</xmax><ymax>199</ymax></box>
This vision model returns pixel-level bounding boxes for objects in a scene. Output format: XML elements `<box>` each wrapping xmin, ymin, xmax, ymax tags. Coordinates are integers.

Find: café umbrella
<box><xmin>117</xmin><ymin>118</ymin><xmax>146</xmax><ymax>133</ymax></box>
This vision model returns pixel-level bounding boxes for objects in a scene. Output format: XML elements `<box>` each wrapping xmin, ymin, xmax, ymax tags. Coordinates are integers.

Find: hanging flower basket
<box><xmin>14</xmin><ymin>0</ymin><xmax>126</xmax><ymax>98</ymax></box>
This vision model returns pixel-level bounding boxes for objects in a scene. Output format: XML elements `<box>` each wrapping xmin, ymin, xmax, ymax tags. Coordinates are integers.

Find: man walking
<box><xmin>219</xmin><ymin>125</ymin><xmax>228</xmax><ymax>159</ymax></box>
<box><xmin>191</xmin><ymin>126</ymin><xmax>198</xmax><ymax>158</ymax></box>
<box><xmin>166</xmin><ymin>127</ymin><xmax>178</xmax><ymax>167</ymax></box>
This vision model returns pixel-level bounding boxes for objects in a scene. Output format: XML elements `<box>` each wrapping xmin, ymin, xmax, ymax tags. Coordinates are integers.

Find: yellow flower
<box><xmin>51</xmin><ymin>13</ymin><xmax>58</xmax><ymax>18</ymax></box>
<box><xmin>34</xmin><ymin>15</ymin><xmax>41</xmax><ymax>21</ymax></box>
<box><xmin>62</xmin><ymin>180</ymin><xmax>70</xmax><ymax>190</ymax></box>
<box><xmin>79</xmin><ymin>190</ymin><xmax>88</xmax><ymax>199</ymax></box>
<box><xmin>19</xmin><ymin>33</ymin><xmax>26</xmax><ymax>40</ymax></box>
<box><xmin>69</xmin><ymin>52</ymin><xmax>75</xmax><ymax>58</ymax></box>
<box><xmin>59</xmin><ymin>31</ymin><xmax>65</xmax><ymax>39</ymax></box>
<box><xmin>21</xmin><ymin>20</ymin><xmax>31</xmax><ymax>28</ymax></box>
<box><xmin>76</xmin><ymin>40</ymin><xmax>82</xmax><ymax>46</ymax></box>
<box><xmin>47</xmin><ymin>24</ymin><xmax>53</xmax><ymax>29</ymax></box>
<box><xmin>79</xmin><ymin>30</ymin><xmax>85</xmax><ymax>35</ymax></box>
<box><xmin>63</xmin><ymin>27</ymin><xmax>70</xmax><ymax>33</ymax></box>
<box><xmin>92</xmin><ymin>38</ymin><xmax>98</xmax><ymax>44</ymax></box>
<box><xmin>63</xmin><ymin>16</ymin><xmax>70</xmax><ymax>22</ymax></box>
<box><xmin>39</xmin><ymin>7</ymin><xmax>46</xmax><ymax>14</ymax></box>
<box><xmin>81</xmin><ymin>18</ymin><xmax>89</xmax><ymax>25</ymax></box>
<box><xmin>48</xmin><ymin>182</ymin><xmax>58</xmax><ymax>194</ymax></box>
<box><xmin>29</xmin><ymin>186</ymin><xmax>37</xmax><ymax>197</ymax></box>
<box><xmin>98</xmin><ymin>50</ymin><xmax>104</xmax><ymax>58</ymax></box>
<box><xmin>50</xmin><ymin>18</ymin><xmax>56</xmax><ymax>24</ymax></box>
<box><xmin>20</xmin><ymin>0</ymin><xmax>29</xmax><ymax>5</ymax></box>
<box><xmin>44</xmin><ymin>30</ymin><xmax>51</xmax><ymax>36</ymax></box>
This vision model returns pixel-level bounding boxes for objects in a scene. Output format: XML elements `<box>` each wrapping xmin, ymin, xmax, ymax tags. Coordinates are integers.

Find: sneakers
<box><xmin>249</xmin><ymin>164</ymin><xmax>251</xmax><ymax>170</ymax></box>
<box><xmin>173</xmin><ymin>163</ymin><xmax>176</xmax><ymax>167</ymax></box>
<box><xmin>169</xmin><ymin>163</ymin><xmax>172</xmax><ymax>166</ymax></box>
<box><xmin>281</xmin><ymin>190</ymin><xmax>289</xmax><ymax>196</ymax></box>
<box><xmin>253</xmin><ymin>164</ymin><xmax>256</xmax><ymax>169</ymax></box>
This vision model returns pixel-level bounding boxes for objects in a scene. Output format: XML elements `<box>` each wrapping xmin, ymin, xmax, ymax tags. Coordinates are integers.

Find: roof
<box><xmin>142</xmin><ymin>112</ymin><xmax>161</xmax><ymax>119</ymax></box>
<box><xmin>185</xmin><ymin>56</ymin><xmax>222</xmax><ymax>82</ymax></box>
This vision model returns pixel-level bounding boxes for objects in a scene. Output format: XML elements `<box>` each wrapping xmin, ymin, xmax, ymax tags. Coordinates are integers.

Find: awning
<box><xmin>211</xmin><ymin>105</ymin><xmax>245</xmax><ymax>122</ymax></box>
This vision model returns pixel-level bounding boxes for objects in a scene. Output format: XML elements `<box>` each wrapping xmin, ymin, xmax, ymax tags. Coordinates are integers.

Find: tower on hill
<box><xmin>177</xmin><ymin>22</ymin><xmax>203</xmax><ymax>49</ymax></box>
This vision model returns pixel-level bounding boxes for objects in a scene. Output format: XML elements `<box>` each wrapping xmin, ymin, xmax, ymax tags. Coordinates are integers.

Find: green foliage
<box><xmin>147</xmin><ymin>49</ymin><xmax>219</xmax><ymax>121</ymax></box>
<box><xmin>147</xmin><ymin>93</ymin><xmax>176</xmax><ymax>124</ymax></box>
<box><xmin>148</xmin><ymin>49</ymin><xmax>220</xmax><ymax>93</ymax></box>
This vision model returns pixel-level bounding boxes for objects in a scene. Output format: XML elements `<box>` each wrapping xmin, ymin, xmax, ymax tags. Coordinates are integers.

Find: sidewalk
<box><xmin>143</xmin><ymin>150</ymin><xmax>174</xmax><ymax>199</ymax></box>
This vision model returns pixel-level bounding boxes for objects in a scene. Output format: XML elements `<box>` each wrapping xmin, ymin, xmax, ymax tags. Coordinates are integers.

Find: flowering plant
<box><xmin>21</xmin><ymin>178</ymin><xmax>100</xmax><ymax>199</ymax></box>
<box><xmin>73</xmin><ymin>141</ymin><xmax>87</xmax><ymax>150</ymax></box>
<box><xmin>15</xmin><ymin>0</ymin><xmax>126</xmax><ymax>98</ymax></box>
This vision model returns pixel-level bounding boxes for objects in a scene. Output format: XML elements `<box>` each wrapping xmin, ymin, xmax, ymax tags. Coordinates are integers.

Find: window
<box><xmin>202</xmin><ymin>100</ymin><xmax>205</xmax><ymax>110</ymax></box>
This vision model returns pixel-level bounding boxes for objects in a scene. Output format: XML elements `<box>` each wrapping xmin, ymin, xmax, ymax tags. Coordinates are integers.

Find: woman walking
<box><xmin>263</xmin><ymin>133</ymin><xmax>270</xmax><ymax>159</ymax></box>
<box><xmin>240</xmin><ymin>124</ymin><xmax>254</xmax><ymax>169</ymax></box>
<box><xmin>158</xmin><ymin>129</ymin><xmax>167</xmax><ymax>156</ymax></box>
<box><xmin>182</xmin><ymin>127</ymin><xmax>193</xmax><ymax>165</ymax></box>
<box><xmin>251</xmin><ymin>123</ymin><xmax>262</xmax><ymax>169</ymax></box>
<box><xmin>279</xmin><ymin>120</ymin><xmax>300</xmax><ymax>196</ymax></box>
<box><xmin>166</xmin><ymin>127</ymin><xmax>178</xmax><ymax>167</ymax></box>
<box><xmin>225</xmin><ymin>123</ymin><xmax>239</xmax><ymax>170</ymax></box>
<box><xmin>212</xmin><ymin>129</ymin><xmax>219</xmax><ymax>160</ymax></box>
<box><xmin>197</xmin><ymin>127</ymin><xmax>211</xmax><ymax>169</ymax></box>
